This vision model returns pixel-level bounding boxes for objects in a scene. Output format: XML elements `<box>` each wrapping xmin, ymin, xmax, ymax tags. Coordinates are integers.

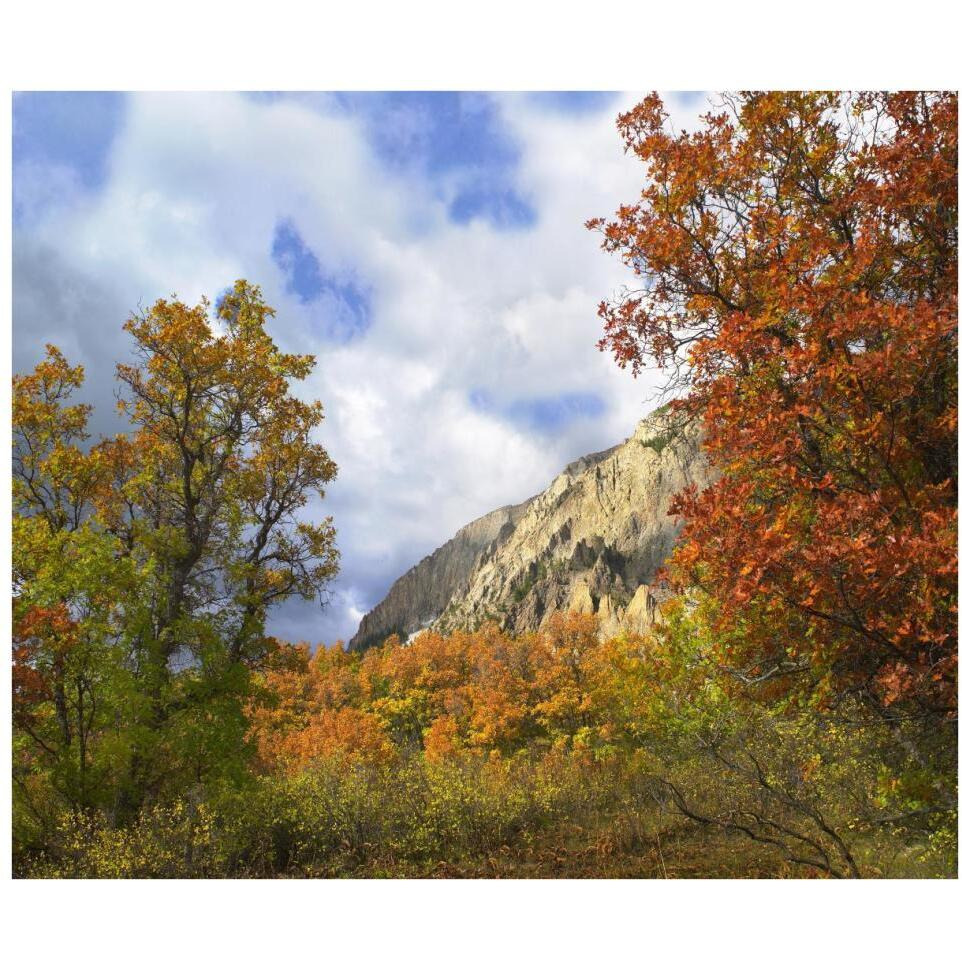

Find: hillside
<box><xmin>349</xmin><ymin>498</ymin><xmax>535</xmax><ymax>651</ymax></box>
<box><xmin>349</xmin><ymin>410</ymin><xmax>711</xmax><ymax>650</ymax></box>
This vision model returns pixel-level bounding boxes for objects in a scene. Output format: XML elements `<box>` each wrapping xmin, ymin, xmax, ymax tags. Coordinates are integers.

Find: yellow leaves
<box><xmin>261</xmin><ymin>568</ymin><xmax>289</xmax><ymax>591</ymax></box>
<box><xmin>13</xmin><ymin>279</ymin><xmax>347</xmax><ymax>831</ymax></box>
<box><xmin>254</xmin><ymin>612</ymin><xmax>658</xmax><ymax>776</ymax></box>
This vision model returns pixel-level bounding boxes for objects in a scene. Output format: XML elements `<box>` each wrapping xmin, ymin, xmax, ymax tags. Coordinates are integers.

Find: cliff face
<box><xmin>348</xmin><ymin>411</ymin><xmax>711</xmax><ymax>651</ymax></box>
<box><xmin>349</xmin><ymin>499</ymin><xmax>534</xmax><ymax>651</ymax></box>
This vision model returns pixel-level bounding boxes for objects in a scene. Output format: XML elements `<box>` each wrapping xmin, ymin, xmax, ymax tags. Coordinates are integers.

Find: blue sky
<box><xmin>12</xmin><ymin>90</ymin><xmax>709</xmax><ymax>645</ymax></box>
<box><xmin>333</xmin><ymin>92</ymin><xmax>537</xmax><ymax>228</ymax></box>
<box><xmin>271</xmin><ymin>219</ymin><xmax>372</xmax><ymax>341</ymax></box>
<box><xmin>13</xmin><ymin>91</ymin><xmax>125</xmax><ymax>194</ymax></box>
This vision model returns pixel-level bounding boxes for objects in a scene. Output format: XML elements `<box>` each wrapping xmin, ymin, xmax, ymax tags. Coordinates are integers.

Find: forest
<box><xmin>12</xmin><ymin>91</ymin><xmax>958</xmax><ymax>879</ymax></box>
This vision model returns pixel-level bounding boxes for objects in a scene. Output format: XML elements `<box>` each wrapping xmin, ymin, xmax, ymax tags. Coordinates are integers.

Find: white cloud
<box><xmin>13</xmin><ymin>91</ymin><xmax>711</xmax><ymax>645</ymax></box>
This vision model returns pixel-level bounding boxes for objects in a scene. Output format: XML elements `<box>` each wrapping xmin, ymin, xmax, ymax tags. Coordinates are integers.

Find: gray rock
<box><xmin>348</xmin><ymin>410</ymin><xmax>711</xmax><ymax>650</ymax></box>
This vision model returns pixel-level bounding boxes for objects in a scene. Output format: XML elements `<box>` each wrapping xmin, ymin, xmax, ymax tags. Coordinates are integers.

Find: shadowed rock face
<box><xmin>348</xmin><ymin>411</ymin><xmax>711</xmax><ymax>651</ymax></box>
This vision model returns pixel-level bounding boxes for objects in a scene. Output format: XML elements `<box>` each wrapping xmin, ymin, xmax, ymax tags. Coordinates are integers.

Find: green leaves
<box><xmin>13</xmin><ymin>280</ymin><xmax>340</xmax><ymax>838</ymax></box>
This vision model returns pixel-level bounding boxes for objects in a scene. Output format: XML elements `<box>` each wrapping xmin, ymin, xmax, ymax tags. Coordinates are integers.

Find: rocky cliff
<box><xmin>349</xmin><ymin>499</ymin><xmax>534</xmax><ymax>651</ymax></box>
<box><xmin>348</xmin><ymin>411</ymin><xmax>710</xmax><ymax>651</ymax></box>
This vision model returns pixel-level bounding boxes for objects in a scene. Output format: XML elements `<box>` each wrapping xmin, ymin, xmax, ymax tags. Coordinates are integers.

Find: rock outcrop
<box><xmin>348</xmin><ymin>411</ymin><xmax>711</xmax><ymax>651</ymax></box>
<box><xmin>349</xmin><ymin>500</ymin><xmax>533</xmax><ymax>651</ymax></box>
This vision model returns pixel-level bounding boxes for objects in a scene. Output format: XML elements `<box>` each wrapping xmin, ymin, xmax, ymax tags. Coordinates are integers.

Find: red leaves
<box><xmin>15</xmin><ymin>602</ymin><xmax>78</xmax><ymax>652</ymax></box>
<box><xmin>12</xmin><ymin>603</ymin><xmax>77</xmax><ymax>727</ymax></box>
<box><xmin>592</xmin><ymin>91</ymin><xmax>958</xmax><ymax>713</ymax></box>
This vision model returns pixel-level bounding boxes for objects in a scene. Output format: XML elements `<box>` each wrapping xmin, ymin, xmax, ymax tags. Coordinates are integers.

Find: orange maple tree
<box><xmin>589</xmin><ymin>92</ymin><xmax>958</xmax><ymax>714</ymax></box>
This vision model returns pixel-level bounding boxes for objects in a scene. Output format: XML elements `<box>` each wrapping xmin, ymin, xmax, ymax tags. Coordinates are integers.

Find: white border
<box><xmin>2</xmin><ymin>2</ymin><xmax>959</xmax><ymax>959</ymax></box>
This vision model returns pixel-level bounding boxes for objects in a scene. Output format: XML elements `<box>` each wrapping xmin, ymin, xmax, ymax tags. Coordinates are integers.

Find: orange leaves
<box><xmin>593</xmin><ymin>91</ymin><xmax>958</xmax><ymax>714</ymax></box>
<box><xmin>249</xmin><ymin>614</ymin><xmax>648</xmax><ymax>773</ymax></box>
<box><xmin>13</xmin><ymin>280</ymin><xmax>345</xmax><ymax>817</ymax></box>
<box><xmin>875</xmin><ymin>662</ymin><xmax>915</xmax><ymax>708</ymax></box>
<box><xmin>257</xmin><ymin>706</ymin><xmax>395</xmax><ymax>773</ymax></box>
<box><xmin>249</xmin><ymin>642</ymin><xmax>393</xmax><ymax>772</ymax></box>
<box><xmin>423</xmin><ymin>715</ymin><xmax>462</xmax><ymax>762</ymax></box>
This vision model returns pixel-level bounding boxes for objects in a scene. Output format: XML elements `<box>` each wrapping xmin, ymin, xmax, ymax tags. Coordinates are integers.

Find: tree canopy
<box><xmin>589</xmin><ymin>91</ymin><xmax>958</xmax><ymax>717</ymax></box>
<box><xmin>13</xmin><ymin>280</ymin><xmax>338</xmax><ymax>824</ymax></box>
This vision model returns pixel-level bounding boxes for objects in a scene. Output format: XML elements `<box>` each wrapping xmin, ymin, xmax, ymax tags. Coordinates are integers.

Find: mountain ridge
<box><xmin>348</xmin><ymin>410</ymin><xmax>710</xmax><ymax>651</ymax></box>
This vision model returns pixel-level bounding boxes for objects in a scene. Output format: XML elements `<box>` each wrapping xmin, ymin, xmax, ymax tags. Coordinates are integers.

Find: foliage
<box><xmin>638</xmin><ymin>433</ymin><xmax>672</xmax><ymax>455</ymax></box>
<box><xmin>589</xmin><ymin>91</ymin><xmax>958</xmax><ymax>715</ymax></box>
<box><xmin>13</xmin><ymin>281</ymin><xmax>339</xmax><ymax>847</ymax></box>
<box><xmin>243</xmin><ymin>610</ymin><xmax>953</xmax><ymax>880</ymax></box>
<box><xmin>20</xmin><ymin>612</ymin><xmax>956</xmax><ymax>879</ymax></box>
<box><xmin>13</xmin><ymin>92</ymin><xmax>958</xmax><ymax>880</ymax></box>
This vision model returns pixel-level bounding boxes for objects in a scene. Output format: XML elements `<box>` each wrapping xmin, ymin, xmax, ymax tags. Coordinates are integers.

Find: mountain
<box><xmin>348</xmin><ymin>410</ymin><xmax>710</xmax><ymax>651</ymax></box>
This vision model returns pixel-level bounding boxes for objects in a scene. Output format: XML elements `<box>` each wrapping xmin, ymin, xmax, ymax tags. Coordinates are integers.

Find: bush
<box><xmin>20</xmin><ymin>753</ymin><xmax>631</xmax><ymax>878</ymax></box>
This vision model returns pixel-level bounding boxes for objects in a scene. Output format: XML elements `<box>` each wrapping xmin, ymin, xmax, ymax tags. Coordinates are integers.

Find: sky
<box><xmin>12</xmin><ymin>90</ymin><xmax>709</xmax><ymax>646</ymax></box>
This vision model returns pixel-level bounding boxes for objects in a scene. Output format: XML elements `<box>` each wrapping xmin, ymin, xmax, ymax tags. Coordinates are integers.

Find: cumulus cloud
<box><xmin>12</xmin><ymin>90</ymin><xmax>710</xmax><ymax>646</ymax></box>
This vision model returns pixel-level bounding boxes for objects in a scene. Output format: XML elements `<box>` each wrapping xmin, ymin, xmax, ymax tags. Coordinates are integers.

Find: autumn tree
<box><xmin>589</xmin><ymin>92</ymin><xmax>958</xmax><ymax>717</ymax></box>
<box><xmin>13</xmin><ymin>346</ymin><xmax>137</xmax><ymax>827</ymax></box>
<box><xmin>13</xmin><ymin>281</ymin><xmax>339</xmax><ymax>832</ymax></box>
